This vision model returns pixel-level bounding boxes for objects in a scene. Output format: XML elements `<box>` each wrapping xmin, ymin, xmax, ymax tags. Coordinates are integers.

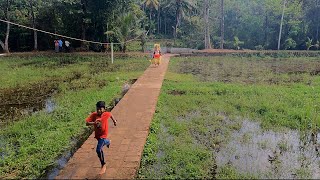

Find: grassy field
<box><xmin>138</xmin><ymin>56</ymin><xmax>320</xmax><ymax>179</ymax></box>
<box><xmin>0</xmin><ymin>53</ymin><xmax>149</xmax><ymax>178</ymax></box>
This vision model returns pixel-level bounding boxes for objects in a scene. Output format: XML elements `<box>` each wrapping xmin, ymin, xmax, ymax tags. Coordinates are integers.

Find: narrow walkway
<box><xmin>56</xmin><ymin>55</ymin><xmax>171</xmax><ymax>179</ymax></box>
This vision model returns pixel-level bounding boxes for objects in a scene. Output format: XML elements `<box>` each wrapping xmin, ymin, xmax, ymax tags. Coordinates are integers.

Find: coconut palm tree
<box><xmin>106</xmin><ymin>13</ymin><xmax>142</xmax><ymax>53</ymax></box>
<box><xmin>164</xmin><ymin>0</ymin><xmax>195</xmax><ymax>39</ymax></box>
<box><xmin>142</xmin><ymin>0</ymin><xmax>159</xmax><ymax>34</ymax></box>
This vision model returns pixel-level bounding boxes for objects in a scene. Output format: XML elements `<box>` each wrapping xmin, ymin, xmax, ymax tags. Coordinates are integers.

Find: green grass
<box><xmin>0</xmin><ymin>54</ymin><xmax>149</xmax><ymax>178</ymax></box>
<box><xmin>138</xmin><ymin>56</ymin><xmax>320</xmax><ymax>179</ymax></box>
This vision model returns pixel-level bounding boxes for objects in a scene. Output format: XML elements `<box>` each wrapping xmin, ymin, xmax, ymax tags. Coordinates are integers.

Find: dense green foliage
<box><xmin>138</xmin><ymin>56</ymin><xmax>320</xmax><ymax>178</ymax></box>
<box><xmin>0</xmin><ymin>54</ymin><xmax>149</xmax><ymax>178</ymax></box>
<box><xmin>1</xmin><ymin>0</ymin><xmax>320</xmax><ymax>52</ymax></box>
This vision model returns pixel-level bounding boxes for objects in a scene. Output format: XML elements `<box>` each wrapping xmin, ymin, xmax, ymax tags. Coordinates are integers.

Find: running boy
<box><xmin>86</xmin><ymin>101</ymin><xmax>117</xmax><ymax>174</ymax></box>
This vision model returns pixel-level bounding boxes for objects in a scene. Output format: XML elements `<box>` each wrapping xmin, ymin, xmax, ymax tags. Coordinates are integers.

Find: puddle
<box><xmin>46</xmin><ymin>152</ymin><xmax>72</xmax><ymax>179</ymax></box>
<box><xmin>45</xmin><ymin>128</ymin><xmax>93</xmax><ymax>179</ymax></box>
<box><xmin>44</xmin><ymin>99</ymin><xmax>55</xmax><ymax>113</ymax></box>
<box><xmin>0</xmin><ymin>98</ymin><xmax>56</xmax><ymax>127</ymax></box>
<box><xmin>216</xmin><ymin>120</ymin><xmax>320</xmax><ymax>178</ymax></box>
<box><xmin>108</xmin><ymin>79</ymin><xmax>137</xmax><ymax>110</ymax></box>
<box><xmin>0</xmin><ymin>82</ymin><xmax>58</xmax><ymax>127</ymax></box>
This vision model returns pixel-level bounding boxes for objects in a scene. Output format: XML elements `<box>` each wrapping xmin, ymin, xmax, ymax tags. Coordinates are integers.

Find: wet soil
<box><xmin>216</xmin><ymin>120</ymin><xmax>320</xmax><ymax>178</ymax></box>
<box><xmin>45</xmin><ymin>127</ymin><xmax>93</xmax><ymax>179</ymax></box>
<box><xmin>168</xmin><ymin>90</ymin><xmax>186</xmax><ymax>96</ymax></box>
<box><xmin>0</xmin><ymin>82</ymin><xmax>59</xmax><ymax>127</ymax></box>
<box><xmin>176</xmin><ymin>58</ymin><xmax>320</xmax><ymax>84</ymax></box>
<box><xmin>184</xmin><ymin>49</ymin><xmax>320</xmax><ymax>57</ymax></box>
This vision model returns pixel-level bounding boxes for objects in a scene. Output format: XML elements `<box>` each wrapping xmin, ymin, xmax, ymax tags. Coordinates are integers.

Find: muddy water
<box><xmin>0</xmin><ymin>81</ymin><xmax>58</xmax><ymax>127</ymax></box>
<box><xmin>0</xmin><ymin>98</ymin><xmax>56</xmax><ymax>127</ymax></box>
<box><xmin>216</xmin><ymin>120</ymin><xmax>320</xmax><ymax>178</ymax></box>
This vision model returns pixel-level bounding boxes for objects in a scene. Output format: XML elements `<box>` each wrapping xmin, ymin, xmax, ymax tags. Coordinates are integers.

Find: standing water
<box><xmin>216</xmin><ymin>120</ymin><xmax>320</xmax><ymax>178</ymax></box>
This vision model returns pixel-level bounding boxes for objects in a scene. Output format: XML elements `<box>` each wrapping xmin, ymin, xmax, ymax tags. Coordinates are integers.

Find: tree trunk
<box><xmin>164</xmin><ymin>16</ymin><xmax>167</xmax><ymax>35</ymax></box>
<box><xmin>3</xmin><ymin>0</ymin><xmax>10</xmax><ymax>53</ymax></box>
<box><xmin>0</xmin><ymin>40</ymin><xmax>4</xmax><ymax>50</ymax></box>
<box><xmin>122</xmin><ymin>43</ymin><xmax>126</xmax><ymax>53</ymax></box>
<box><xmin>81</xmin><ymin>0</ymin><xmax>87</xmax><ymax>48</ymax></box>
<box><xmin>157</xmin><ymin>1</ymin><xmax>160</xmax><ymax>34</ymax></box>
<box><xmin>204</xmin><ymin>0</ymin><xmax>211</xmax><ymax>49</ymax></box>
<box><xmin>4</xmin><ymin>22</ymin><xmax>10</xmax><ymax>53</ymax></box>
<box><xmin>278</xmin><ymin>0</ymin><xmax>286</xmax><ymax>50</ymax></box>
<box><xmin>220</xmin><ymin>0</ymin><xmax>224</xmax><ymax>49</ymax></box>
<box><xmin>149</xmin><ymin>8</ymin><xmax>153</xmax><ymax>35</ymax></box>
<box><xmin>317</xmin><ymin>0</ymin><xmax>319</xmax><ymax>41</ymax></box>
<box><xmin>264</xmin><ymin>11</ymin><xmax>268</xmax><ymax>48</ymax></box>
<box><xmin>29</xmin><ymin>0</ymin><xmax>38</xmax><ymax>51</ymax></box>
<box><xmin>174</xmin><ymin>1</ymin><xmax>181</xmax><ymax>40</ymax></box>
<box><xmin>34</xmin><ymin>30</ymin><xmax>38</xmax><ymax>50</ymax></box>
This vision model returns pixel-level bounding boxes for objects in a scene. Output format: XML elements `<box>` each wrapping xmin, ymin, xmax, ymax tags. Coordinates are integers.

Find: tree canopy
<box><xmin>0</xmin><ymin>0</ymin><xmax>320</xmax><ymax>52</ymax></box>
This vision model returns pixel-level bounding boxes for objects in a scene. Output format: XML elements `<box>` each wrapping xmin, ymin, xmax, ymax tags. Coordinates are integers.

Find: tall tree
<box><xmin>80</xmin><ymin>0</ymin><xmax>88</xmax><ymax>48</ymax></box>
<box><xmin>0</xmin><ymin>0</ymin><xmax>12</xmax><ymax>53</ymax></box>
<box><xmin>278</xmin><ymin>0</ymin><xmax>286</xmax><ymax>50</ymax></box>
<box><xmin>204</xmin><ymin>0</ymin><xmax>211</xmax><ymax>49</ymax></box>
<box><xmin>25</xmin><ymin>0</ymin><xmax>42</xmax><ymax>51</ymax></box>
<box><xmin>143</xmin><ymin>0</ymin><xmax>159</xmax><ymax>19</ymax></box>
<box><xmin>220</xmin><ymin>0</ymin><xmax>224</xmax><ymax>49</ymax></box>
<box><xmin>106</xmin><ymin>10</ymin><xmax>143</xmax><ymax>53</ymax></box>
<box><xmin>143</xmin><ymin>0</ymin><xmax>159</xmax><ymax>34</ymax></box>
<box><xmin>164</xmin><ymin>0</ymin><xmax>195</xmax><ymax>39</ymax></box>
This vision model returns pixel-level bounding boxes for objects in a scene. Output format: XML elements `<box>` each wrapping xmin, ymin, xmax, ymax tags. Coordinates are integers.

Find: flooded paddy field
<box><xmin>0</xmin><ymin>53</ymin><xmax>148</xmax><ymax>179</ymax></box>
<box><xmin>139</xmin><ymin>55</ymin><xmax>320</xmax><ymax>179</ymax></box>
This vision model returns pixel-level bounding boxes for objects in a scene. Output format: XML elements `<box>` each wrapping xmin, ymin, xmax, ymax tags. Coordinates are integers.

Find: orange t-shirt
<box><xmin>86</xmin><ymin>112</ymin><xmax>112</xmax><ymax>139</ymax></box>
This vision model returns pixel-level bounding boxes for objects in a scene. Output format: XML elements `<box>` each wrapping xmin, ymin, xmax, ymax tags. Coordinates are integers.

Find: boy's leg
<box><xmin>96</xmin><ymin>139</ymin><xmax>106</xmax><ymax>167</ymax></box>
<box><xmin>98</xmin><ymin>139</ymin><xmax>110</xmax><ymax>175</ymax></box>
<box><xmin>104</xmin><ymin>139</ymin><xmax>111</xmax><ymax>148</ymax></box>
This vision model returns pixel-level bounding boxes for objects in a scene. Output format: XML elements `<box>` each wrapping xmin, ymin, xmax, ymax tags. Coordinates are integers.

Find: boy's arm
<box><xmin>110</xmin><ymin>115</ymin><xmax>117</xmax><ymax>126</ymax></box>
<box><xmin>86</xmin><ymin>121</ymin><xmax>96</xmax><ymax>126</ymax></box>
<box><xmin>86</xmin><ymin>113</ymin><xmax>96</xmax><ymax>126</ymax></box>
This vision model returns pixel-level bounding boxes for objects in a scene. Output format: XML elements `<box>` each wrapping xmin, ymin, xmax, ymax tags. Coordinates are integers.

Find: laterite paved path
<box><xmin>56</xmin><ymin>55</ymin><xmax>171</xmax><ymax>179</ymax></box>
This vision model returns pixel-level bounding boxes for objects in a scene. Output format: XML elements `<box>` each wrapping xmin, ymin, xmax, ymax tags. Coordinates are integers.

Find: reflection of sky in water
<box><xmin>0</xmin><ymin>98</ymin><xmax>56</xmax><ymax>125</ymax></box>
<box><xmin>216</xmin><ymin>120</ymin><xmax>320</xmax><ymax>179</ymax></box>
<box><xmin>47</xmin><ymin>152</ymin><xmax>72</xmax><ymax>180</ymax></box>
<box><xmin>0</xmin><ymin>99</ymin><xmax>56</xmax><ymax>161</ymax></box>
<box><xmin>45</xmin><ymin>99</ymin><xmax>55</xmax><ymax>113</ymax></box>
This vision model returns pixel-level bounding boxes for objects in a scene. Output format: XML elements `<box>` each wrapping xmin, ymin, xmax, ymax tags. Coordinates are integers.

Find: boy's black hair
<box><xmin>96</xmin><ymin>101</ymin><xmax>106</xmax><ymax>108</ymax></box>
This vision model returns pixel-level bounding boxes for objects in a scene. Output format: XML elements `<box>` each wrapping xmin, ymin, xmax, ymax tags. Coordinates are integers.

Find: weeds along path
<box><xmin>55</xmin><ymin>54</ymin><xmax>172</xmax><ymax>179</ymax></box>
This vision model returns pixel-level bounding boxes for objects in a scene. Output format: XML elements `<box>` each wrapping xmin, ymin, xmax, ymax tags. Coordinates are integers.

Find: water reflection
<box><xmin>216</xmin><ymin>120</ymin><xmax>320</xmax><ymax>178</ymax></box>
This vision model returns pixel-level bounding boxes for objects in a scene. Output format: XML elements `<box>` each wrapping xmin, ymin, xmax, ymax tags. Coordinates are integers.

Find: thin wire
<box><xmin>0</xmin><ymin>19</ymin><xmax>143</xmax><ymax>45</ymax></box>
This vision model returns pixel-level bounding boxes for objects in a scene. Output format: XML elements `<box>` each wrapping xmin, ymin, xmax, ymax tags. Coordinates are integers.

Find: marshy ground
<box><xmin>0</xmin><ymin>53</ymin><xmax>149</xmax><ymax>179</ymax></box>
<box><xmin>138</xmin><ymin>55</ymin><xmax>320</xmax><ymax>179</ymax></box>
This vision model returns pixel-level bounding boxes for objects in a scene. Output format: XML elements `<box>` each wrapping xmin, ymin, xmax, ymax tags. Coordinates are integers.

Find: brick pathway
<box><xmin>56</xmin><ymin>55</ymin><xmax>171</xmax><ymax>179</ymax></box>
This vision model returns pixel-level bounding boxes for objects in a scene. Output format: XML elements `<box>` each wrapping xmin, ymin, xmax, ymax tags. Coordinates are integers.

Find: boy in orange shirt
<box><xmin>86</xmin><ymin>101</ymin><xmax>117</xmax><ymax>174</ymax></box>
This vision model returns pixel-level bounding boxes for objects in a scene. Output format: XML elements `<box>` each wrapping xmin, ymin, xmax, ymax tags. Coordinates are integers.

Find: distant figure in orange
<box><xmin>149</xmin><ymin>44</ymin><xmax>162</xmax><ymax>67</ymax></box>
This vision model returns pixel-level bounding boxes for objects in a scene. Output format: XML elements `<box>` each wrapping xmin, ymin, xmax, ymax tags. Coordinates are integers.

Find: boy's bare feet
<box><xmin>99</xmin><ymin>164</ymin><xmax>107</xmax><ymax>175</ymax></box>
